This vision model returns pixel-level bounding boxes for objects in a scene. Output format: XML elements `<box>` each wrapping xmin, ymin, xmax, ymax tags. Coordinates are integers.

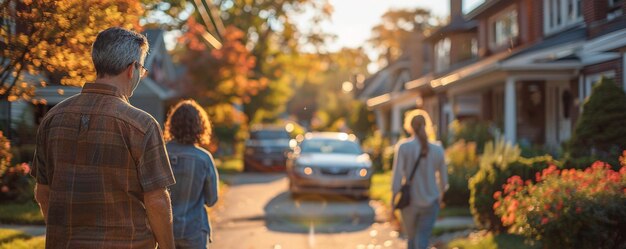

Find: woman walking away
<box><xmin>164</xmin><ymin>100</ymin><xmax>219</xmax><ymax>249</ymax></box>
<box><xmin>391</xmin><ymin>109</ymin><xmax>448</xmax><ymax>249</ymax></box>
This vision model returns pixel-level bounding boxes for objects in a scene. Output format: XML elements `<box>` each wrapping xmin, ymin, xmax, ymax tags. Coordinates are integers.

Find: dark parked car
<box><xmin>287</xmin><ymin>132</ymin><xmax>372</xmax><ymax>198</ymax></box>
<box><xmin>244</xmin><ymin>127</ymin><xmax>292</xmax><ymax>172</ymax></box>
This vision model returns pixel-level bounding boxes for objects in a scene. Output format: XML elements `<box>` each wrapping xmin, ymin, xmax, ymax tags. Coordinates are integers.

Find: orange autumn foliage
<box><xmin>1</xmin><ymin>0</ymin><xmax>143</xmax><ymax>101</ymax></box>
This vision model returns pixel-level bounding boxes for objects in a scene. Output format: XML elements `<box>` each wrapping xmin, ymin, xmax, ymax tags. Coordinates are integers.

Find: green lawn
<box><xmin>0</xmin><ymin>229</ymin><xmax>29</xmax><ymax>244</ymax></box>
<box><xmin>216</xmin><ymin>157</ymin><xmax>243</xmax><ymax>174</ymax></box>
<box><xmin>370</xmin><ymin>170</ymin><xmax>472</xmax><ymax>218</ymax></box>
<box><xmin>0</xmin><ymin>236</ymin><xmax>45</xmax><ymax>249</ymax></box>
<box><xmin>447</xmin><ymin>232</ymin><xmax>541</xmax><ymax>249</ymax></box>
<box><xmin>370</xmin><ymin>170</ymin><xmax>393</xmax><ymax>205</ymax></box>
<box><xmin>0</xmin><ymin>202</ymin><xmax>44</xmax><ymax>225</ymax></box>
<box><xmin>0</xmin><ymin>229</ymin><xmax>44</xmax><ymax>249</ymax></box>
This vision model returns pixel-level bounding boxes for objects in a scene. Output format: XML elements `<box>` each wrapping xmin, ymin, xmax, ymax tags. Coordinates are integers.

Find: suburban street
<box><xmin>211</xmin><ymin>173</ymin><xmax>408</xmax><ymax>249</ymax></box>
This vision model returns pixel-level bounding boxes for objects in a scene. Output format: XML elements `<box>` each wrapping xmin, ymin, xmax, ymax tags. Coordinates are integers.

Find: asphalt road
<box><xmin>210</xmin><ymin>173</ymin><xmax>407</xmax><ymax>249</ymax></box>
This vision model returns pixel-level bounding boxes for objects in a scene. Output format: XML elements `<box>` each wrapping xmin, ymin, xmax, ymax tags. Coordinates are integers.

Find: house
<box><xmin>359</xmin><ymin>33</ymin><xmax>432</xmax><ymax>144</ymax></box>
<box><xmin>363</xmin><ymin>0</ymin><xmax>626</xmax><ymax>150</ymax></box>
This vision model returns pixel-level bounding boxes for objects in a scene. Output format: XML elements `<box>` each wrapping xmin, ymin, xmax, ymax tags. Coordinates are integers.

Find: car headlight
<box><xmin>358</xmin><ymin>168</ymin><xmax>368</xmax><ymax>178</ymax></box>
<box><xmin>303</xmin><ymin>167</ymin><xmax>313</xmax><ymax>175</ymax></box>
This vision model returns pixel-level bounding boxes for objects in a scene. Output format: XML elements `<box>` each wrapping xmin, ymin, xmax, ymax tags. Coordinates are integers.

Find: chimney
<box><xmin>450</xmin><ymin>0</ymin><xmax>463</xmax><ymax>21</ymax></box>
<box><xmin>407</xmin><ymin>32</ymin><xmax>425</xmax><ymax>79</ymax></box>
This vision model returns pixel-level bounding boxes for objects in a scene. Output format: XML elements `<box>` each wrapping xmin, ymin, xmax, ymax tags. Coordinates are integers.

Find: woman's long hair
<box><xmin>164</xmin><ymin>100</ymin><xmax>212</xmax><ymax>146</ymax></box>
<box><xmin>402</xmin><ymin>109</ymin><xmax>435</xmax><ymax>154</ymax></box>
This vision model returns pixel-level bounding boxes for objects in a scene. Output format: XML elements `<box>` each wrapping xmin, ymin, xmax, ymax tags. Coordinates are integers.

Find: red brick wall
<box><xmin>582</xmin><ymin>59</ymin><xmax>623</xmax><ymax>87</ymax></box>
<box><xmin>583</xmin><ymin>0</ymin><xmax>608</xmax><ymax>26</ymax></box>
<box><xmin>527</xmin><ymin>0</ymin><xmax>544</xmax><ymax>43</ymax></box>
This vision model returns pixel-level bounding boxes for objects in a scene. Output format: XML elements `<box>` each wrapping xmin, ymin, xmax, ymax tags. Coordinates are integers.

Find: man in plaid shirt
<box><xmin>32</xmin><ymin>27</ymin><xmax>176</xmax><ymax>249</ymax></box>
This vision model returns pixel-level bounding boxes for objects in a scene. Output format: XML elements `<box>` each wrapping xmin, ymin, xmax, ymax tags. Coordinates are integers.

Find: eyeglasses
<box><xmin>129</xmin><ymin>61</ymin><xmax>148</xmax><ymax>78</ymax></box>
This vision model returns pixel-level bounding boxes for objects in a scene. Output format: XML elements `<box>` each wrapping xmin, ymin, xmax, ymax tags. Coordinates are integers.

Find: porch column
<box><xmin>504</xmin><ymin>77</ymin><xmax>517</xmax><ymax>143</ymax></box>
<box><xmin>391</xmin><ymin>105</ymin><xmax>402</xmax><ymax>144</ymax></box>
<box><xmin>374</xmin><ymin>109</ymin><xmax>387</xmax><ymax>136</ymax></box>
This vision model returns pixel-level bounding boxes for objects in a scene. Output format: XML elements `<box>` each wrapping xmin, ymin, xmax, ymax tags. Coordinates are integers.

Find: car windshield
<box><xmin>250</xmin><ymin>130</ymin><xmax>290</xmax><ymax>140</ymax></box>
<box><xmin>300</xmin><ymin>139</ymin><xmax>362</xmax><ymax>155</ymax></box>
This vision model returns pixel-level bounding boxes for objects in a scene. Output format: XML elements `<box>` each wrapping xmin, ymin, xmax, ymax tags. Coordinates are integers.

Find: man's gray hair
<box><xmin>92</xmin><ymin>27</ymin><xmax>149</xmax><ymax>78</ymax></box>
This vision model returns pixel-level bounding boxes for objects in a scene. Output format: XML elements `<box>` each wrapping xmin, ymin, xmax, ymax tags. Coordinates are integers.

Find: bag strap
<box><xmin>407</xmin><ymin>150</ymin><xmax>426</xmax><ymax>182</ymax></box>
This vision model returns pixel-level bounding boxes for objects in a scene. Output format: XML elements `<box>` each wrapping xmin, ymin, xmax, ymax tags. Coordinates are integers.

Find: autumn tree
<box><xmin>216</xmin><ymin>0</ymin><xmax>334</xmax><ymax>124</ymax></box>
<box><xmin>180</xmin><ymin>20</ymin><xmax>265</xmax><ymax>105</ymax></box>
<box><xmin>0</xmin><ymin>0</ymin><xmax>143</xmax><ymax>101</ymax></box>
<box><xmin>368</xmin><ymin>8</ymin><xmax>439</xmax><ymax>65</ymax></box>
<box><xmin>152</xmin><ymin>0</ymin><xmax>333</xmax><ymax>124</ymax></box>
<box><xmin>178</xmin><ymin>19</ymin><xmax>264</xmax><ymax>151</ymax></box>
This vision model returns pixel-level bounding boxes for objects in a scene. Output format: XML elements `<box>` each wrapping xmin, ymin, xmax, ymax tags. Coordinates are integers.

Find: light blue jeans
<box><xmin>400</xmin><ymin>201</ymin><xmax>440</xmax><ymax>249</ymax></box>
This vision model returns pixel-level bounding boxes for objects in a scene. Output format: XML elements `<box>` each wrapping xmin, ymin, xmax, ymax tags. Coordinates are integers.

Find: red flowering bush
<box><xmin>494</xmin><ymin>159</ymin><xmax>626</xmax><ymax>249</ymax></box>
<box><xmin>0</xmin><ymin>132</ymin><xmax>34</xmax><ymax>203</ymax></box>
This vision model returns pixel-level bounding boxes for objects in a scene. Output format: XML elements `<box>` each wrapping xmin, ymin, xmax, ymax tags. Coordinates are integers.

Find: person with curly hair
<box><xmin>164</xmin><ymin>100</ymin><xmax>219</xmax><ymax>249</ymax></box>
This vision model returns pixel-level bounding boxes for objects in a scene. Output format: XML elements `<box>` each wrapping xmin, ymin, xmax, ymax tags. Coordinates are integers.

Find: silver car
<box><xmin>287</xmin><ymin>132</ymin><xmax>372</xmax><ymax>198</ymax></box>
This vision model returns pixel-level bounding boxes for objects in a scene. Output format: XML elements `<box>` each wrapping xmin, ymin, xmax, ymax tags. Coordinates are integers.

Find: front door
<box><xmin>545</xmin><ymin>81</ymin><xmax>573</xmax><ymax>149</ymax></box>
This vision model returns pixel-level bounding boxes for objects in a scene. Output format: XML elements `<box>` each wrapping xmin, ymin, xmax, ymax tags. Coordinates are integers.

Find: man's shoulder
<box><xmin>114</xmin><ymin>102</ymin><xmax>160</xmax><ymax>133</ymax></box>
<box><xmin>43</xmin><ymin>94</ymin><xmax>159</xmax><ymax>134</ymax></box>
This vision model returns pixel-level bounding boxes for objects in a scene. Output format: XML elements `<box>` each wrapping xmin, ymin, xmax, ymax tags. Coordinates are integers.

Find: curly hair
<box><xmin>164</xmin><ymin>100</ymin><xmax>212</xmax><ymax>145</ymax></box>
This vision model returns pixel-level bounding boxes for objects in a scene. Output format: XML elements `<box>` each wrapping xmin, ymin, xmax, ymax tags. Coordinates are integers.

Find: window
<box><xmin>471</xmin><ymin>38</ymin><xmax>478</xmax><ymax>57</ymax></box>
<box><xmin>583</xmin><ymin>71</ymin><xmax>615</xmax><ymax>100</ymax></box>
<box><xmin>435</xmin><ymin>38</ymin><xmax>451</xmax><ymax>73</ymax></box>
<box><xmin>608</xmin><ymin>0</ymin><xmax>624</xmax><ymax>20</ymax></box>
<box><xmin>490</xmin><ymin>8</ymin><xmax>518</xmax><ymax>49</ymax></box>
<box><xmin>609</xmin><ymin>0</ymin><xmax>624</xmax><ymax>7</ymax></box>
<box><xmin>544</xmin><ymin>0</ymin><xmax>583</xmax><ymax>34</ymax></box>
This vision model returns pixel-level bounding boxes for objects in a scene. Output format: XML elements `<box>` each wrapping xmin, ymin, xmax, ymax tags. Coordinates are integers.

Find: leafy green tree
<box><xmin>568</xmin><ymin>77</ymin><xmax>626</xmax><ymax>166</ymax></box>
<box><xmin>368</xmin><ymin>8</ymin><xmax>439</xmax><ymax>65</ymax></box>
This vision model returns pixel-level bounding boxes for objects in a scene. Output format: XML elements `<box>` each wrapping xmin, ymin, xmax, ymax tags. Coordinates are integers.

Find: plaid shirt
<box><xmin>32</xmin><ymin>83</ymin><xmax>175</xmax><ymax>249</ymax></box>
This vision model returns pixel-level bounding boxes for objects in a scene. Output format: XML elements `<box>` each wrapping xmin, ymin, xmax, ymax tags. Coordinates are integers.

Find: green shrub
<box><xmin>10</xmin><ymin>144</ymin><xmax>36</xmax><ymax>165</ymax></box>
<box><xmin>362</xmin><ymin>131</ymin><xmax>390</xmax><ymax>171</ymax></box>
<box><xmin>444</xmin><ymin>140</ymin><xmax>479</xmax><ymax>206</ymax></box>
<box><xmin>494</xmin><ymin>160</ymin><xmax>626</xmax><ymax>249</ymax></box>
<box><xmin>469</xmin><ymin>138</ymin><xmax>556</xmax><ymax>232</ymax></box>
<box><xmin>0</xmin><ymin>202</ymin><xmax>44</xmax><ymax>225</ymax></box>
<box><xmin>448</xmin><ymin>120</ymin><xmax>495</xmax><ymax>154</ymax></box>
<box><xmin>568</xmin><ymin>77</ymin><xmax>626</xmax><ymax>168</ymax></box>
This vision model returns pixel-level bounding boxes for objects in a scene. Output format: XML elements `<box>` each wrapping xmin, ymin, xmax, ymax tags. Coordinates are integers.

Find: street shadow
<box><xmin>263</xmin><ymin>191</ymin><xmax>375</xmax><ymax>234</ymax></box>
<box><xmin>220</xmin><ymin>173</ymin><xmax>286</xmax><ymax>186</ymax></box>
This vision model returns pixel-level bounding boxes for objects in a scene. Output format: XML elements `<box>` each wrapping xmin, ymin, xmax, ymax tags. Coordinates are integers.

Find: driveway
<box><xmin>210</xmin><ymin>173</ymin><xmax>407</xmax><ymax>249</ymax></box>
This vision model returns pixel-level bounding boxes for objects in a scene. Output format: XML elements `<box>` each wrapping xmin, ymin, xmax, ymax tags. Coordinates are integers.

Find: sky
<box><xmin>300</xmin><ymin>0</ymin><xmax>449</xmax><ymax>52</ymax></box>
<box><xmin>296</xmin><ymin>0</ymin><xmax>485</xmax><ymax>52</ymax></box>
<box><xmin>292</xmin><ymin>0</ymin><xmax>484</xmax><ymax>72</ymax></box>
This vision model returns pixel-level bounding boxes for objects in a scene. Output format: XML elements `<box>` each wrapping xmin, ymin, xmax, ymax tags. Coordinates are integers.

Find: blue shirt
<box><xmin>166</xmin><ymin>142</ymin><xmax>219</xmax><ymax>242</ymax></box>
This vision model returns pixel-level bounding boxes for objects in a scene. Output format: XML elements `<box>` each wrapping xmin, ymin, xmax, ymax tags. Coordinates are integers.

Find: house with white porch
<box><xmin>362</xmin><ymin>0</ymin><xmax>626</xmax><ymax>150</ymax></box>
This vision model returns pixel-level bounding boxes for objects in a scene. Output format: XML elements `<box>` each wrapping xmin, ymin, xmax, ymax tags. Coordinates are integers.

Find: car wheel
<box><xmin>243</xmin><ymin>161</ymin><xmax>253</xmax><ymax>172</ymax></box>
<box><xmin>354</xmin><ymin>193</ymin><xmax>369</xmax><ymax>201</ymax></box>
